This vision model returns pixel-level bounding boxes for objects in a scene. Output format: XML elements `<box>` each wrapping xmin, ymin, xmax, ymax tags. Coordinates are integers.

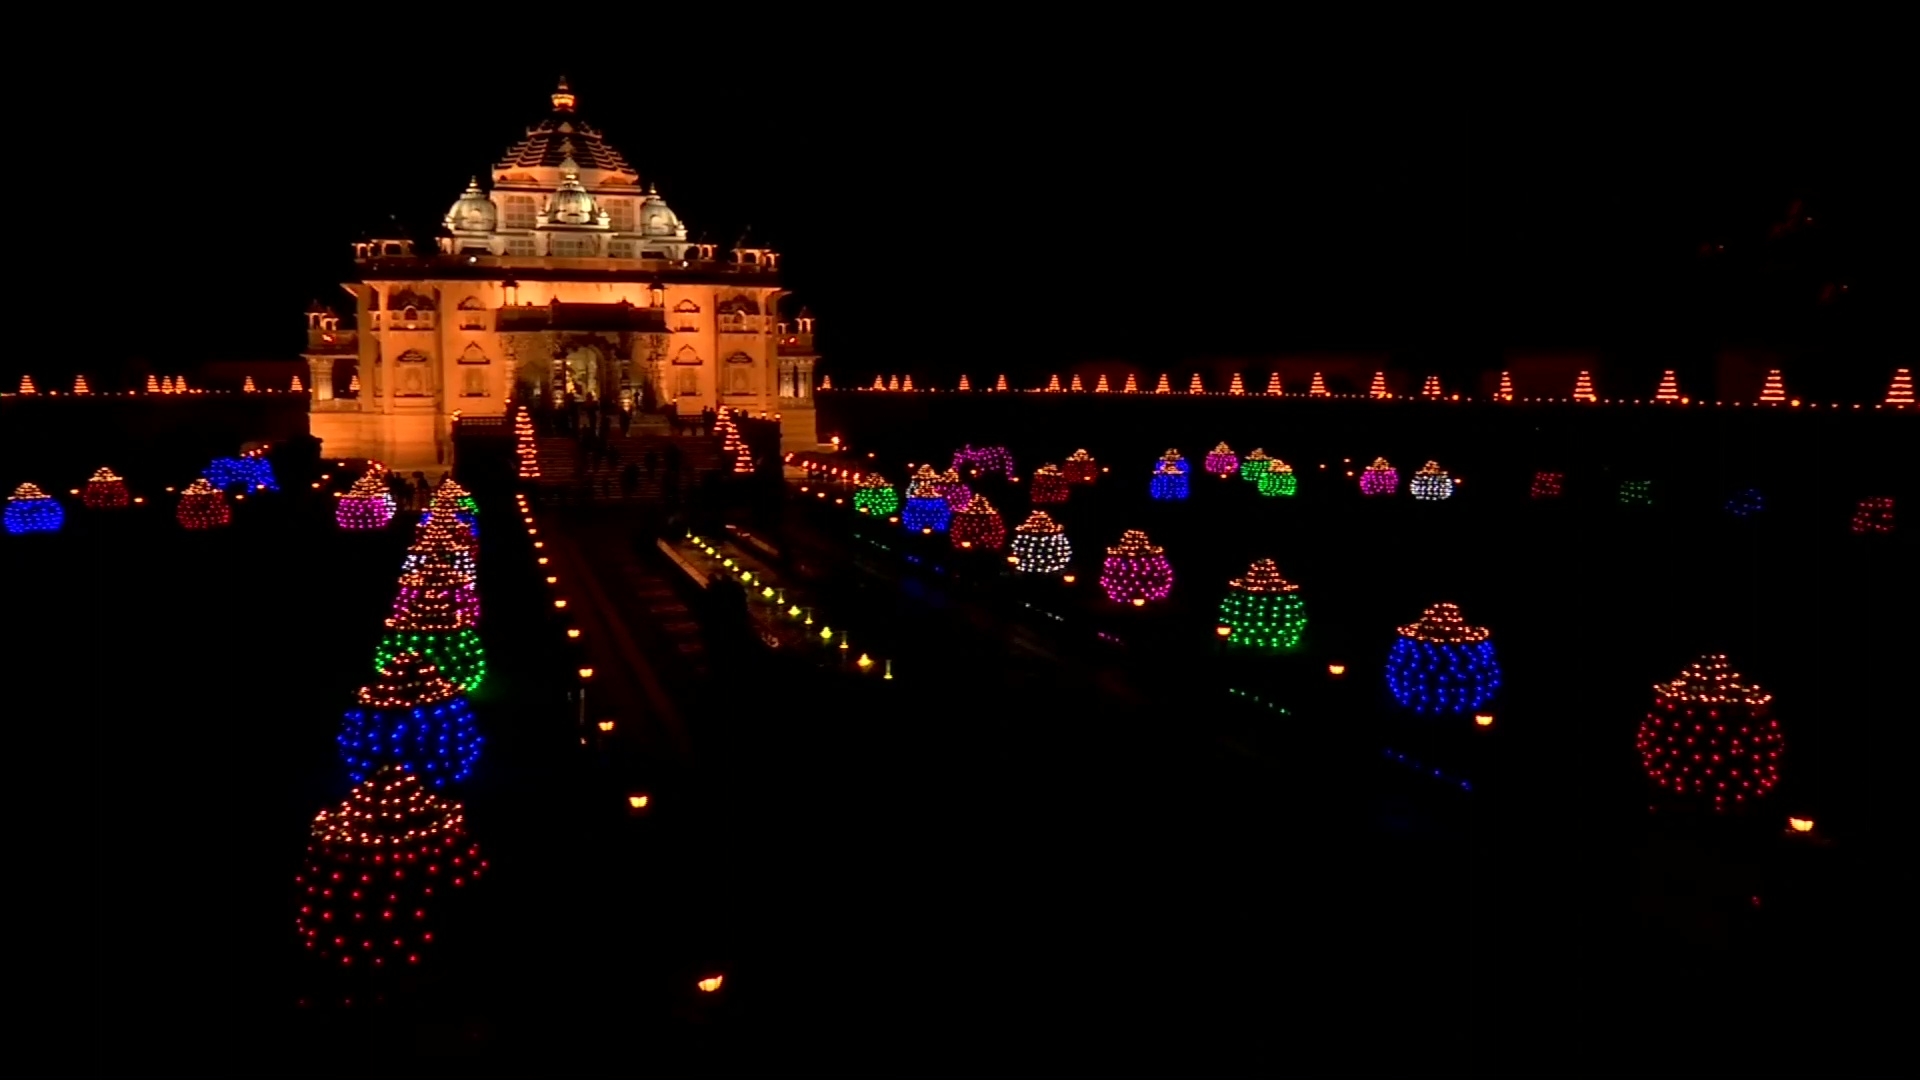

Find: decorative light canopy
<box><xmin>1530</xmin><ymin>471</ymin><xmax>1564</xmax><ymax>500</ymax></box>
<box><xmin>1216</xmin><ymin>559</ymin><xmax>1306</xmax><ymax>650</ymax></box>
<box><xmin>951</xmin><ymin>444</ymin><xmax>1016</xmax><ymax>479</ymax></box>
<box><xmin>1758</xmin><ymin>369</ymin><xmax>1787</xmax><ymax>404</ymax></box>
<box><xmin>1238</xmin><ymin>448</ymin><xmax>1270</xmax><ymax>482</ymax></box>
<box><xmin>176</xmin><ymin>477</ymin><xmax>231</xmax><ymax>530</ymax></box>
<box><xmin>339</xmin><ymin>653</ymin><xmax>482</xmax><ymax>787</ymax></box>
<box><xmin>1637</xmin><ymin>655</ymin><xmax>1783</xmax><ymax>812</ymax></box>
<box><xmin>1061</xmin><ymin>449</ymin><xmax>1098</xmax><ymax>485</ymax></box>
<box><xmin>902</xmin><ymin>480</ymin><xmax>952</xmax><ymax>533</ymax></box>
<box><xmin>933</xmin><ymin>467</ymin><xmax>973</xmax><ymax>512</ymax></box>
<box><xmin>205</xmin><ymin>453</ymin><xmax>278</xmax><ymax>494</ymax></box>
<box><xmin>1654</xmin><ymin>370</ymin><xmax>1681</xmax><ymax>402</ymax></box>
<box><xmin>950</xmin><ymin>494</ymin><xmax>1006</xmax><ymax>551</ymax></box>
<box><xmin>4</xmin><ymin>482</ymin><xmax>63</xmax><ymax>534</ymax></box>
<box><xmin>1099</xmin><ymin>529</ymin><xmax>1174</xmax><ymax>605</ymax></box>
<box><xmin>82</xmin><ymin>467</ymin><xmax>129</xmax><ymax>510</ymax></box>
<box><xmin>337</xmin><ymin>472</ymin><xmax>397</xmax><ymax>531</ymax></box>
<box><xmin>1385</xmin><ymin>603</ymin><xmax>1501</xmax><ymax>713</ymax></box>
<box><xmin>1149</xmin><ymin>460</ymin><xmax>1189</xmax><ymax>501</ymax></box>
<box><xmin>1030</xmin><ymin>464</ymin><xmax>1070</xmax><ymax>505</ymax></box>
<box><xmin>1359</xmin><ymin>457</ymin><xmax>1398</xmax><ymax>497</ymax></box>
<box><xmin>1886</xmin><ymin>368</ymin><xmax>1913</xmax><ymax>407</ymax></box>
<box><xmin>1572</xmin><ymin>370</ymin><xmax>1597</xmax><ymax>402</ymax></box>
<box><xmin>1010</xmin><ymin>511</ymin><xmax>1071</xmax><ymax>575</ymax></box>
<box><xmin>1850</xmin><ymin>497</ymin><xmax>1894</xmax><ymax>535</ymax></box>
<box><xmin>1256</xmin><ymin>459</ymin><xmax>1297</xmax><ymax>497</ymax></box>
<box><xmin>1203</xmin><ymin>442</ymin><xmax>1239</xmax><ymax>477</ymax></box>
<box><xmin>1410</xmin><ymin>460</ymin><xmax>1453</xmax><ymax>502</ymax></box>
<box><xmin>853</xmin><ymin>473</ymin><xmax>899</xmax><ymax>517</ymax></box>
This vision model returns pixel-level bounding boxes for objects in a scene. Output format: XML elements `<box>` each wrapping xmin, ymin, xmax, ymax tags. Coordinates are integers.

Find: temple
<box><xmin>304</xmin><ymin>78</ymin><xmax>820</xmax><ymax>469</ymax></box>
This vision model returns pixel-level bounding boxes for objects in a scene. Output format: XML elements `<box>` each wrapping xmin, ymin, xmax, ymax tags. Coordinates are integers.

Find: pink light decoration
<box><xmin>335</xmin><ymin>473</ymin><xmax>397</xmax><ymax>530</ymax></box>
<box><xmin>933</xmin><ymin>468</ymin><xmax>973</xmax><ymax>511</ymax></box>
<box><xmin>1202</xmin><ymin>442</ymin><xmax>1239</xmax><ymax>477</ymax></box>
<box><xmin>1099</xmin><ymin>529</ymin><xmax>1174</xmax><ymax>605</ymax></box>
<box><xmin>1359</xmin><ymin>457</ymin><xmax>1399</xmax><ymax>496</ymax></box>
<box><xmin>391</xmin><ymin>583</ymin><xmax>482</xmax><ymax>628</ymax></box>
<box><xmin>950</xmin><ymin>444</ymin><xmax>1016</xmax><ymax>478</ymax></box>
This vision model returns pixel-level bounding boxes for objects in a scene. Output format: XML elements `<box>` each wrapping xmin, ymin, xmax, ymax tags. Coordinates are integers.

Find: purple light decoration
<box><xmin>1099</xmin><ymin>529</ymin><xmax>1174</xmax><ymax>605</ymax></box>
<box><xmin>1202</xmin><ymin>442</ymin><xmax>1239</xmax><ymax>477</ymax></box>
<box><xmin>335</xmin><ymin>476</ymin><xmax>397</xmax><ymax>530</ymax></box>
<box><xmin>1359</xmin><ymin>457</ymin><xmax>1399</xmax><ymax>496</ymax></box>
<box><xmin>933</xmin><ymin>468</ymin><xmax>973</xmax><ymax>512</ymax></box>
<box><xmin>950</xmin><ymin>444</ymin><xmax>1016</xmax><ymax>479</ymax></box>
<box><xmin>391</xmin><ymin>583</ymin><xmax>482</xmax><ymax>628</ymax></box>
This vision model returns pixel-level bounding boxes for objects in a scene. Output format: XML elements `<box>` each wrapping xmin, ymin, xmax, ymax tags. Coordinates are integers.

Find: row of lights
<box><xmin>685</xmin><ymin>533</ymin><xmax>892</xmax><ymax>678</ymax></box>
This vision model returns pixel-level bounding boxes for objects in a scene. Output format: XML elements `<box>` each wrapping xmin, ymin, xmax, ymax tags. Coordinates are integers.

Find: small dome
<box><xmin>639</xmin><ymin>184</ymin><xmax>685</xmax><ymax>237</ymax></box>
<box><xmin>545</xmin><ymin>159</ymin><xmax>599</xmax><ymax>226</ymax></box>
<box><xmin>445</xmin><ymin>178</ymin><xmax>497</xmax><ymax>233</ymax></box>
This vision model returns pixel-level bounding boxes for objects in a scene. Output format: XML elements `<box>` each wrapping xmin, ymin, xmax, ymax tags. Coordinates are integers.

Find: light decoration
<box><xmin>1069</xmin><ymin>374</ymin><xmax>1083</xmax><ymax>392</ymax></box>
<box><xmin>902</xmin><ymin>481</ymin><xmax>951</xmax><ymax>533</ymax></box>
<box><xmin>956</xmin><ymin>374</ymin><xmax>970</xmax><ymax>391</ymax></box>
<box><xmin>715</xmin><ymin>409</ymin><xmax>753</xmax><ymax>473</ymax></box>
<box><xmin>1123</xmin><ymin>374</ymin><xmax>1138</xmax><ymax>393</ymax></box>
<box><xmin>1619</xmin><ymin>480</ymin><xmax>1653</xmax><ymax>507</ymax></box>
<box><xmin>17</xmin><ymin>374</ymin><xmax>36</xmax><ymax>394</ymax></box>
<box><xmin>1495</xmin><ymin>371</ymin><xmax>1512</xmax><ymax>401</ymax></box>
<box><xmin>1573</xmin><ymin>370</ymin><xmax>1597</xmax><ymax>401</ymax></box>
<box><xmin>205</xmin><ymin>453</ymin><xmax>279</xmax><ymax>494</ymax></box>
<box><xmin>1530</xmin><ymin>471</ymin><xmax>1564</xmax><ymax>500</ymax></box>
<box><xmin>933</xmin><ymin>467</ymin><xmax>973</xmax><ymax>511</ymax></box>
<box><xmin>1850</xmin><ymin>497</ymin><xmax>1894</xmax><ymax>535</ymax></box>
<box><xmin>1758</xmin><ymin>369</ymin><xmax>1787</xmax><ymax>404</ymax></box>
<box><xmin>1061</xmin><ymin>449</ymin><xmax>1099</xmax><ymax>485</ymax></box>
<box><xmin>294</xmin><ymin>769</ymin><xmax>485</xmax><ymax>971</ymax></box>
<box><xmin>1030</xmin><ymin>465</ymin><xmax>1070</xmax><ymax>504</ymax></box>
<box><xmin>1266</xmin><ymin>373</ymin><xmax>1283</xmax><ymax>395</ymax></box>
<box><xmin>994</xmin><ymin>374</ymin><xmax>1009</xmax><ymax>391</ymax></box>
<box><xmin>291</xmin><ymin>374</ymin><xmax>304</xmax><ymax>392</ymax></box>
<box><xmin>339</xmin><ymin>653</ymin><xmax>482</xmax><ymax>787</ymax></box>
<box><xmin>1046</xmin><ymin>374</ymin><xmax>1062</xmax><ymax>391</ymax></box>
<box><xmin>1309</xmin><ymin>372</ymin><xmax>1328</xmax><ymax>396</ymax></box>
<box><xmin>175</xmin><ymin>478</ymin><xmax>231</xmax><ymax>530</ymax></box>
<box><xmin>1228</xmin><ymin>373</ymin><xmax>1245</xmax><ymax>395</ymax></box>
<box><xmin>1410</xmin><ymin>460</ymin><xmax>1453</xmax><ymax>501</ymax></box>
<box><xmin>1203</xmin><ymin>442</ymin><xmax>1239</xmax><ymax>477</ymax></box>
<box><xmin>853</xmin><ymin>473</ymin><xmax>899</xmax><ymax>516</ymax></box>
<box><xmin>82</xmin><ymin>466</ymin><xmax>131</xmax><ymax>510</ymax></box>
<box><xmin>1149</xmin><ymin>461</ymin><xmax>1189</xmax><ymax>502</ymax></box>
<box><xmin>951</xmin><ymin>444</ymin><xmax>1016</xmax><ymax>479</ymax></box>
<box><xmin>1359</xmin><ymin>457</ymin><xmax>1398</xmax><ymax>496</ymax></box>
<box><xmin>1215</xmin><ymin>559</ymin><xmax>1306</xmax><ymax>651</ymax></box>
<box><xmin>1154</xmin><ymin>374</ymin><xmax>1171</xmax><ymax>394</ymax></box>
<box><xmin>243</xmin><ymin>375</ymin><xmax>257</xmax><ymax>392</ymax></box>
<box><xmin>73</xmin><ymin>374</ymin><xmax>91</xmax><ymax>394</ymax></box>
<box><xmin>949</xmin><ymin>494</ymin><xmax>1006</xmax><ymax>551</ymax></box>
<box><xmin>1159</xmin><ymin>449</ymin><xmax>1190</xmax><ymax>475</ymax></box>
<box><xmin>1099</xmin><ymin>529</ymin><xmax>1174</xmax><ymax>605</ymax></box>
<box><xmin>1371</xmin><ymin>371</ymin><xmax>1391</xmax><ymax>399</ymax></box>
<box><xmin>1188</xmin><ymin>374</ymin><xmax>1204</xmax><ymax>394</ymax></box>
<box><xmin>145</xmin><ymin>374</ymin><xmax>160</xmax><ymax>393</ymax></box>
<box><xmin>902</xmin><ymin>375</ymin><xmax>915</xmax><ymax>391</ymax></box>
<box><xmin>1385</xmin><ymin>603</ymin><xmax>1501</xmax><ymax>714</ymax></box>
<box><xmin>1654</xmin><ymin>370</ymin><xmax>1681</xmax><ymax>402</ymax></box>
<box><xmin>887</xmin><ymin>375</ymin><xmax>900</xmax><ymax>391</ymax></box>
<box><xmin>1725</xmin><ymin>488</ymin><xmax>1764</xmax><ymax>517</ymax></box>
<box><xmin>4</xmin><ymin>483</ymin><xmax>63</xmax><ymax>534</ymax></box>
<box><xmin>1421</xmin><ymin>375</ymin><xmax>1442</xmax><ymax>399</ymax></box>
<box><xmin>871</xmin><ymin>375</ymin><xmax>885</xmax><ymax>391</ymax></box>
<box><xmin>378</xmin><ymin>513</ymin><xmax>486</xmax><ymax>691</ymax></box>
<box><xmin>1256</xmin><ymin>459</ymin><xmax>1297</xmax><ymax>497</ymax></box>
<box><xmin>1637</xmin><ymin>655</ymin><xmax>1784</xmax><ymax>812</ymax></box>
<box><xmin>1885</xmin><ymin>368</ymin><xmax>1913</xmax><ymax>407</ymax></box>
<box><xmin>336</xmin><ymin>471</ymin><xmax>397</xmax><ymax>530</ymax></box>
<box><xmin>1094</xmin><ymin>374</ymin><xmax>1109</xmax><ymax>392</ymax></box>
<box><xmin>176</xmin><ymin>375</ymin><xmax>189</xmax><ymax>393</ymax></box>
<box><xmin>514</xmin><ymin>407</ymin><xmax>540</xmax><ymax>479</ymax></box>
<box><xmin>1010</xmin><ymin>510</ymin><xmax>1071</xmax><ymax>575</ymax></box>
<box><xmin>1238</xmin><ymin>449</ymin><xmax>1270</xmax><ymax>482</ymax></box>
<box><xmin>161</xmin><ymin>375</ymin><xmax>175</xmax><ymax>394</ymax></box>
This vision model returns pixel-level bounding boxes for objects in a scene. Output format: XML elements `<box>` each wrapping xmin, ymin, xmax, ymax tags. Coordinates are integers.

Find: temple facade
<box><xmin>305</xmin><ymin>79</ymin><xmax>819</xmax><ymax>469</ymax></box>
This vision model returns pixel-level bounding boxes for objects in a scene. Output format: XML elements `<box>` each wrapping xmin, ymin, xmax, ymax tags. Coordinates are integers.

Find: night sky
<box><xmin>37</xmin><ymin>44</ymin><xmax>1900</xmax><ymax>386</ymax></box>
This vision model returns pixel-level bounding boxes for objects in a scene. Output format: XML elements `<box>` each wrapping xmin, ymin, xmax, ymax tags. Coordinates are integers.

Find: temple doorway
<box><xmin>563</xmin><ymin>345</ymin><xmax>603</xmax><ymax>401</ymax></box>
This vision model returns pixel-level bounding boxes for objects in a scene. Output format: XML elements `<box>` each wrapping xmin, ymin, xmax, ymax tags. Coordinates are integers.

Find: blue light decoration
<box><xmin>339</xmin><ymin>652</ymin><xmax>482</xmax><ymax>787</ymax></box>
<box><xmin>5</xmin><ymin>483</ymin><xmax>65</xmax><ymax>534</ymax></box>
<box><xmin>901</xmin><ymin>480</ymin><xmax>952</xmax><ymax>533</ymax></box>
<box><xmin>1149</xmin><ymin>453</ymin><xmax>1190</xmax><ymax>501</ymax></box>
<box><xmin>1725</xmin><ymin>488</ymin><xmax>1764</xmax><ymax>517</ymax></box>
<box><xmin>1384</xmin><ymin>602</ymin><xmax>1501</xmax><ymax>714</ymax></box>
<box><xmin>204</xmin><ymin>452</ymin><xmax>278</xmax><ymax>493</ymax></box>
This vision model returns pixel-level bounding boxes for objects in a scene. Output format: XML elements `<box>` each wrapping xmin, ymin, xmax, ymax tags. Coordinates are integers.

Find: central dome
<box><xmin>545</xmin><ymin>161</ymin><xmax>599</xmax><ymax>226</ymax></box>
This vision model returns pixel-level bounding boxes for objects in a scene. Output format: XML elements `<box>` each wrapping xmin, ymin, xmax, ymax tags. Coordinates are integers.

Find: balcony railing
<box><xmin>304</xmin><ymin>330</ymin><xmax>359</xmax><ymax>355</ymax></box>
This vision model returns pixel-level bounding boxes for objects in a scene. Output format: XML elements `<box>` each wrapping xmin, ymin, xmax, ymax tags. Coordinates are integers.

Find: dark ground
<box><xmin>14</xmin><ymin>436</ymin><xmax>1912</xmax><ymax>1076</ymax></box>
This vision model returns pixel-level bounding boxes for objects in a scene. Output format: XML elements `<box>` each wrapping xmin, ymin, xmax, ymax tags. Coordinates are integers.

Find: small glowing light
<box><xmin>1131</xmin><ymin>598</ymin><xmax>1146</xmax><ymax>607</ymax></box>
<box><xmin>1062</xmin><ymin>574</ymin><xmax>1076</xmax><ymax>584</ymax></box>
<box><xmin>538</xmin><ymin>557</ymin><xmax>549</xmax><ymax>565</ymax></box>
<box><xmin>1328</xmin><ymin>663</ymin><xmax>1347</xmax><ymax>677</ymax></box>
<box><xmin>698</xmin><ymin>975</ymin><xmax>724</xmax><ymax>993</ymax></box>
<box><xmin>788</xmin><ymin>605</ymin><xmax>802</xmax><ymax>617</ymax></box>
<box><xmin>1474</xmin><ymin>713</ymin><xmax>1494</xmax><ymax>728</ymax></box>
<box><xmin>578</xmin><ymin>667</ymin><xmax>594</xmax><ymax>679</ymax></box>
<box><xmin>597</xmin><ymin>720</ymin><xmax>614</xmax><ymax>732</ymax></box>
<box><xmin>819</xmin><ymin>626</ymin><xmax>833</xmax><ymax>640</ymax></box>
<box><xmin>1788</xmin><ymin>817</ymin><xmax>1814</xmax><ymax>833</ymax></box>
<box><xmin>857</xmin><ymin>653</ymin><xmax>874</xmax><ymax>668</ymax></box>
<box><xmin>545</xmin><ymin>576</ymin><xmax>558</xmax><ymax>585</ymax></box>
<box><xmin>566</xmin><ymin>628</ymin><xmax>581</xmax><ymax>639</ymax></box>
<box><xmin>628</xmin><ymin>794</ymin><xmax>649</xmax><ymax>809</ymax></box>
<box><xmin>1215</xmin><ymin>625</ymin><xmax>1232</xmax><ymax>637</ymax></box>
<box><xmin>533</xmin><ymin>541</ymin><xmax>544</xmax><ymax>549</ymax></box>
<box><xmin>554</xmin><ymin>599</ymin><xmax>568</xmax><ymax>609</ymax></box>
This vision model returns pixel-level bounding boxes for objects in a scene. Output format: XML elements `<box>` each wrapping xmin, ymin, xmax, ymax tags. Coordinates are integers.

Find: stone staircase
<box><xmin>532</xmin><ymin>431</ymin><xmax>730</xmax><ymax>502</ymax></box>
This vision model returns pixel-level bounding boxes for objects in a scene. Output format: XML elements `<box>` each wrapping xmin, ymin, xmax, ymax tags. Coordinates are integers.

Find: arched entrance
<box><xmin>562</xmin><ymin>344</ymin><xmax>603</xmax><ymax>401</ymax></box>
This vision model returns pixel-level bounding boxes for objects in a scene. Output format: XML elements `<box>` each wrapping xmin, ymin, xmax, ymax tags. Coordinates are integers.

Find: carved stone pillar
<box><xmin>308</xmin><ymin>357</ymin><xmax>335</xmax><ymax>402</ymax></box>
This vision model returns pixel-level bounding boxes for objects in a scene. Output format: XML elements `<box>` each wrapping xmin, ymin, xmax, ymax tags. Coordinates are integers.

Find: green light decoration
<box><xmin>375</xmin><ymin>629</ymin><xmax>487</xmax><ymax>693</ymax></box>
<box><xmin>1619</xmin><ymin>479</ymin><xmax>1653</xmax><ymax>507</ymax></box>
<box><xmin>1256</xmin><ymin>459</ymin><xmax>1297</xmax><ymax>497</ymax></box>
<box><xmin>1215</xmin><ymin>559</ymin><xmax>1306</xmax><ymax>650</ymax></box>
<box><xmin>853</xmin><ymin>473</ymin><xmax>899</xmax><ymax>516</ymax></box>
<box><xmin>1238</xmin><ymin>449</ymin><xmax>1271</xmax><ymax>482</ymax></box>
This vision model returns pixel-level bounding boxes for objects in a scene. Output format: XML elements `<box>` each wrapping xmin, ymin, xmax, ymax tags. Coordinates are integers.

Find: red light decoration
<box><xmin>1850</xmin><ymin>497</ymin><xmax>1894</xmax><ymax>535</ymax></box>
<box><xmin>1061</xmin><ymin>450</ymin><xmax>1099</xmax><ymax>485</ymax></box>
<box><xmin>83</xmin><ymin>466</ymin><xmax>130</xmax><ymax>510</ymax></box>
<box><xmin>17</xmin><ymin>374</ymin><xmax>37</xmax><ymax>394</ymax></box>
<box><xmin>1572</xmin><ymin>370</ymin><xmax>1597</xmax><ymax>402</ymax></box>
<box><xmin>1266</xmin><ymin>372</ymin><xmax>1283</xmax><ymax>395</ymax></box>
<box><xmin>1883</xmin><ymin>368</ymin><xmax>1912</xmax><ymax>407</ymax></box>
<box><xmin>1637</xmin><ymin>655</ymin><xmax>1784</xmax><ymax>812</ymax></box>
<box><xmin>1154</xmin><ymin>374</ymin><xmax>1171</xmax><ymax>394</ymax></box>
<box><xmin>1070</xmin><ymin>374</ymin><xmax>1084</xmax><ymax>391</ymax></box>
<box><xmin>1421</xmin><ymin>375</ymin><xmax>1442</xmax><ymax>399</ymax></box>
<box><xmin>514</xmin><ymin>407</ymin><xmax>540</xmax><ymax>479</ymax></box>
<box><xmin>1030</xmin><ymin>465</ymin><xmax>1070</xmax><ymax>504</ymax></box>
<box><xmin>294</xmin><ymin>769</ymin><xmax>486</xmax><ymax>971</ymax></box>
<box><xmin>1758</xmin><ymin>369</ymin><xmax>1787</xmax><ymax>404</ymax></box>
<box><xmin>73</xmin><ymin>373</ymin><xmax>91</xmax><ymax>394</ymax></box>
<box><xmin>950</xmin><ymin>494</ymin><xmax>1006</xmax><ymax>551</ymax></box>
<box><xmin>1188</xmin><ymin>373</ymin><xmax>1205</xmax><ymax>394</ymax></box>
<box><xmin>1530</xmin><ymin>471</ymin><xmax>1564</xmax><ymax>500</ymax></box>
<box><xmin>956</xmin><ymin>374</ymin><xmax>970</xmax><ymax>391</ymax></box>
<box><xmin>1045</xmin><ymin>374</ymin><xmax>1062</xmax><ymax>392</ymax></box>
<box><xmin>175</xmin><ymin>477</ymin><xmax>231</xmax><ymax>530</ymax></box>
<box><xmin>1495</xmin><ymin>371</ymin><xmax>1513</xmax><ymax>401</ymax></box>
<box><xmin>994</xmin><ymin>374</ymin><xmax>1009</xmax><ymax>391</ymax></box>
<box><xmin>1309</xmin><ymin>372</ymin><xmax>1329</xmax><ymax>396</ymax></box>
<box><xmin>1654</xmin><ymin>370</ymin><xmax>1681</xmax><ymax>402</ymax></box>
<box><xmin>715</xmin><ymin>409</ymin><xmax>753</xmax><ymax>473</ymax></box>
<box><xmin>1122</xmin><ymin>374</ymin><xmax>1138</xmax><ymax>393</ymax></box>
<box><xmin>1094</xmin><ymin>374</ymin><xmax>1110</xmax><ymax>392</ymax></box>
<box><xmin>1227</xmin><ymin>372</ymin><xmax>1245</xmax><ymax>394</ymax></box>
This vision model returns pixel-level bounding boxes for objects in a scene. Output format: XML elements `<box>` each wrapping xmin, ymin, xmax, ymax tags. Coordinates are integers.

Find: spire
<box><xmin>552</xmin><ymin>77</ymin><xmax>576</xmax><ymax>112</ymax></box>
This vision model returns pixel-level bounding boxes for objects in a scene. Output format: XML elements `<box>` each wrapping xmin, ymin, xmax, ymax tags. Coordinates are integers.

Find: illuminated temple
<box><xmin>304</xmin><ymin>78</ymin><xmax>819</xmax><ymax>469</ymax></box>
